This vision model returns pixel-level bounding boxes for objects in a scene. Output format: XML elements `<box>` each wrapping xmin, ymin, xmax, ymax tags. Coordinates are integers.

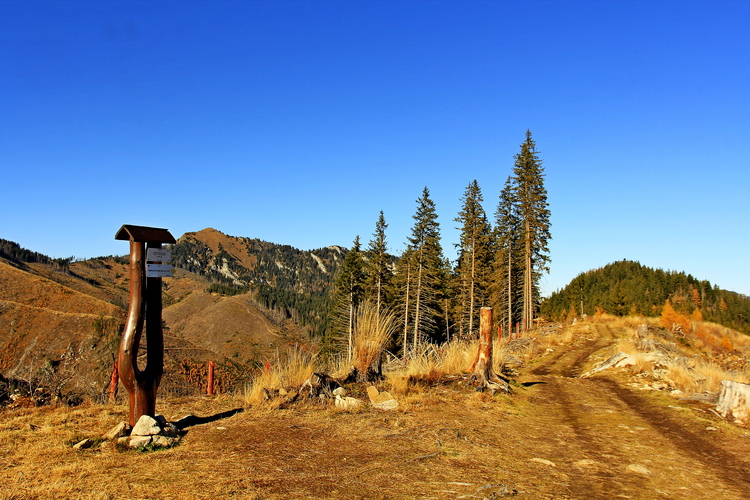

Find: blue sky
<box><xmin>1</xmin><ymin>1</ymin><xmax>749</xmax><ymax>297</ymax></box>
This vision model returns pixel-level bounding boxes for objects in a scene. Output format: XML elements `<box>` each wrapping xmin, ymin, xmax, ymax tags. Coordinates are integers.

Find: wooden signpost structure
<box><xmin>115</xmin><ymin>224</ymin><xmax>176</xmax><ymax>426</ymax></box>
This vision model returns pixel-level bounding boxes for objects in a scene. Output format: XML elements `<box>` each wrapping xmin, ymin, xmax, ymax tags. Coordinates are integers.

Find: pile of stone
<box><xmin>72</xmin><ymin>414</ymin><xmax>183</xmax><ymax>450</ymax></box>
<box><xmin>124</xmin><ymin>415</ymin><xmax>182</xmax><ymax>448</ymax></box>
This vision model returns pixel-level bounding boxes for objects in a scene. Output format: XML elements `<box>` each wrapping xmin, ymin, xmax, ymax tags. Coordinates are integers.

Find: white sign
<box><xmin>147</xmin><ymin>248</ymin><xmax>172</xmax><ymax>262</ymax></box>
<box><xmin>147</xmin><ymin>263</ymin><xmax>175</xmax><ymax>278</ymax></box>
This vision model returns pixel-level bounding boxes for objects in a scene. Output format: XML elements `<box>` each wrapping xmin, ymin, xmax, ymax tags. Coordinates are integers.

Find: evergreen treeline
<box><xmin>540</xmin><ymin>260</ymin><xmax>750</xmax><ymax>334</ymax></box>
<box><xmin>0</xmin><ymin>238</ymin><xmax>74</xmax><ymax>270</ymax></box>
<box><xmin>170</xmin><ymin>235</ymin><xmax>344</xmax><ymax>337</ymax></box>
<box><xmin>332</xmin><ymin>130</ymin><xmax>551</xmax><ymax>355</ymax></box>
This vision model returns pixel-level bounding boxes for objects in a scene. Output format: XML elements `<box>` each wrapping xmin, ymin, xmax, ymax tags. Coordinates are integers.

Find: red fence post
<box><xmin>207</xmin><ymin>361</ymin><xmax>216</xmax><ymax>396</ymax></box>
<box><xmin>108</xmin><ymin>360</ymin><xmax>119</xmax><ymax>403</ymax></box>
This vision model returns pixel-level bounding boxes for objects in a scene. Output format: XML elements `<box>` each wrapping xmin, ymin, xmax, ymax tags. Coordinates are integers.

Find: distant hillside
<box><xmin>171</xmin><ymin>228</ymin><xmax>345</xmax><ymax>337</ymax></box>
<box><xmin>0</xmin><ymin>255</ymin><xmax>125</xmax><ymax>400</ymax></box>
<box><xmin>0</xmin><ymin>235</ymin><xmax>320</xmax><ymax>400</ymax></box>
<box><xmin>540</xmin><ymin>260</ymin><xmax>750</xmax><ymax>334</ymax></box>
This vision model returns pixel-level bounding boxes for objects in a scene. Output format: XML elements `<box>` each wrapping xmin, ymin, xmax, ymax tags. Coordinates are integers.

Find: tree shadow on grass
<box><xmin>521</xmin><ymin>381</ymin><xmax>547</xmax><ymax>387</ymax></box>
<box><xmin>174</xmin><ymin>408</ymin><xmax>244</xmax><ymax>430</ymax></box>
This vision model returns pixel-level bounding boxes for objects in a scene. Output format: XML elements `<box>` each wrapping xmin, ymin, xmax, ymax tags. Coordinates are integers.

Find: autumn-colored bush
<box><xmin>660</xmin><ymin>300</ymin><xmax>690</xmax><ymax>332</ymax></box>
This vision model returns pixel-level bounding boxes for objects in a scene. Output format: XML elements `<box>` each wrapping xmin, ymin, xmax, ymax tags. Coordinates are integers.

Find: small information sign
<box><xmin>147</xmin><ymin>263</ymin><xmax>175</xmax><ymax>278</ymax></box>
<box><xmin>147</xmin><ymin>248</ymin><xmax>172</xmax><ymax>262</ymax></box>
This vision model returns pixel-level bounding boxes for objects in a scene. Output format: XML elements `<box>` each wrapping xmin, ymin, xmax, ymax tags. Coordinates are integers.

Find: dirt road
<box><xmin>518</xmin><ymin>323</ymin><xmax>750</xmax><ymax>499</ymax></box>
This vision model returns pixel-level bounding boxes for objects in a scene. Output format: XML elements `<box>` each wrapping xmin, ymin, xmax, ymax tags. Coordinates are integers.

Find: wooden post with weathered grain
<box><xmin>115</xmin><ymin>225</ymin><xmax>175</xmax><ymax>426</ymax></box>
<box><xmin>469</xmin><ymin>307</ymin><xmax>510</xmax><ymax>394</ymax></box>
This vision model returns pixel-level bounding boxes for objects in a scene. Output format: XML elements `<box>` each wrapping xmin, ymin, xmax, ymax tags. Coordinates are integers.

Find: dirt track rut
<box><xmin>520</xmin><ymin>324</ymin><xmax>750</xmax><ymax>499</ymax></box>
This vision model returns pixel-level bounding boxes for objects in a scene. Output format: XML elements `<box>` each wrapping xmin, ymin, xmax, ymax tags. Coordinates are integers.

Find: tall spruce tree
<box><xmin>454</xmin><ymin>180</ymin><xmax>494</xmax><ymax>339</ymax></box>
<box><xmin>333</xmin><ymin>236</ymin><xmax>366</xmax><ymax>361</ymax></box>
<box><xmin>492</xmin><ymin>175</ymin><xmax>522</xmax><ymax>334</ymax></box>
<box><xmin>512</xmin><ymin>130</ymin><xmax>551</xmax><ymax>330</ymax></box>
<box><xmin>365</xmin><ymin>211</ymin><xmax>392</xmax><ymax>313</ymax></box>
<box><xmin>395</xmin><ymin>187</ymin><xmax>448</xmax><ymax>354</ymax></box>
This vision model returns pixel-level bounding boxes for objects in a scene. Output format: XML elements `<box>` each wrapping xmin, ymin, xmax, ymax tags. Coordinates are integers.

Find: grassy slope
<box><xmin>2</xmin><ymin>316</ymin><xmax>749</xmax><ymax>500</ymax></box>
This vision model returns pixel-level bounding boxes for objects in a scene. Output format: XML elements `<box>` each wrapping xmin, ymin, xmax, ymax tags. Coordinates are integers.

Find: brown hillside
<box><xmin>163</xmin><ymin>286</ymin><xmax>283</xmax><ymax>366</ymax></box>
<box><xmin>188</xmin><ymin>228</ymin><xmax>259</xmax><ymax>271</ymax></box>
<box><xmin>0</xmin><ymin>260</ymin><xmax>123</xmax><ymax>317</ymax></box>
<box><xmin>0</xmin><ymin>259</ymin><xmax>125</xmax><ymax>389</ymax></box>
<box><xmin>0</xmin><ymin>249</ymin><xmax>297</xmax><ymax>397</ymax></box>
<box><xmin>22</xmin><ymin>258</ymin><xmax>132</xmax><ymax>309</ymax></box>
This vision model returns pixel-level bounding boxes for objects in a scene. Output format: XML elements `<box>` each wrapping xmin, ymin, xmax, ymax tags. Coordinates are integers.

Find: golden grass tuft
<box><xmin>243</xmin><ymin>347</ymin><xmax>315</xmax><ymax>405</ymax></box>
<box><xmin>350</xmin><ymin>302</ymin><xmax>397</xmax><ymax>376</ymax></box>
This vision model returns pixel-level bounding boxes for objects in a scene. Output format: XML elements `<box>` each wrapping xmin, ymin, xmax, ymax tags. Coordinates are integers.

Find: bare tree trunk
<box><xmin>469</xmin><ymin>307</ymin><xmax>510</xmax><ymax>393</ymax></box>
<box><xmin>347</xmin><ymin>291</ymin><xmax>354</xmax><ymax>363</ymax></box>
<box><xmin>376</xmin><ymin>275</ymin><xmax>382</xmax><ymax>314</ymax></box>
<box><xmin>523</xmin><ymin>221</ymin><xmax>533</xmax><ymax>332</ymax></box>
<box><xmin>402</xmin><ymin>263</ymin><xmax>411</xmax><ymax>357</ymax></box>
<box><xmin>468</xmin><ymin>245</ymin><xmax>475</xmax><ymax>338</ymax></box>
<box><xmin>507</xmin><ymin>247</ymin><xmax>512</xmax><ymax>339</ymax></box>
<box><xmin>413</xmin><ymin>262</ymin><xmax>423</xmax><ymax>352</ymax></box>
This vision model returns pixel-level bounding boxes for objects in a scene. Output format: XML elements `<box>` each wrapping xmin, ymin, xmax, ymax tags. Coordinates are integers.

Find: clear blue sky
<box><xmin>1</xmin><ymin>1</ymin><xmax>749</xmax><ymax>297</ymax></box>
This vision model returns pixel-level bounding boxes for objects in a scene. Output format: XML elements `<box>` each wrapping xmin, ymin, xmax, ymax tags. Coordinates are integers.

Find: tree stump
<box><xmin>469</xmin><ymin>307</ymin><xmax>510</xmax><ymax>394</ymax></box>
<box><xmin>716</xmin><ymin>380</ymin><xmax>750</xmax><ymax>427</ymax></box>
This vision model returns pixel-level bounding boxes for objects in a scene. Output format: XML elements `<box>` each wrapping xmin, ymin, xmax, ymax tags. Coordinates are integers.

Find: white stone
<box><xmin>152</xmin><ymin>435</ymin><xmax>177</xmax><ymax>447</ymax></box>
<box><xmin>132</xmin><ymin>415</ymin><xmax>161</xmax><ymax>436</ymax></box>
<box><xmin>332</xmin><ymin>387</ymin><xmax>346</xmax><ymax>396</ymax></box>
<box><xmin>373</xmin><ymin>399</ymin><xmax>399</xmax><ymax>410</ymax></box>
<box><xmin>129</xmin><ymin>435</ymin><xmax>153</xmax><ymax>448</ymax></box>
<box><xmin>335</xmin><ymin>395</ymin><xmax>364</xmax><ymax>410</ymax></box>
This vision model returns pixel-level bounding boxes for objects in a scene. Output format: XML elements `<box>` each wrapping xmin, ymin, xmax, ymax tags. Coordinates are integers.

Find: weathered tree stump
<box><xmin>717</xmin><ymin>380</ymin><xmax>750</xmax><ymax>427</ymax></box>
<box><xmin>469</xmin><ymin>307</ymin><xmax>511</xmax><ymax>394</ymax></box>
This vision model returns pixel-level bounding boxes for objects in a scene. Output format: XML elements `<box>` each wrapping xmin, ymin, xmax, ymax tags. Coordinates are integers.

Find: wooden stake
<box><xmin>207</xmin><ymin>361</ymin><xmax>215</xmax><ymax>396</ymax></box>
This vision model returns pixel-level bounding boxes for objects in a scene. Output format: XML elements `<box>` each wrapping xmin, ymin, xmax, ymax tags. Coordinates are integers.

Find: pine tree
<box><xmin>395</xmin><ymin>187</ymin><xmax>448</xmax><ymax>354</ymax></box>
<box><xmin>364</xmin><ymin>211</ymin><xmax>392</xmax><ymax>313</ymax></box>
<box><xmin>513</xmin><ymin>130</ymin><xmax>551</xmax><ymax>330</ymax></box>
<box><xmin>453</xmin><ymin>180</ymin><xmax>494</xmax><ymax>339</ymax></box>
<box><xmin>492</xmin><ymin>175</ymin><xmax>522</xmax><ymax>335</ymax></box>
<box><xmin>333</xmin><ymin>236</ymin><xmax>366</xmax><ymax>361</ymax></box>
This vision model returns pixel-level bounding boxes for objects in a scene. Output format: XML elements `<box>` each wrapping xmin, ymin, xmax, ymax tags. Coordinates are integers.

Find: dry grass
<box><xmin>582</xmin><ymin>315</ymin><xmax>750</xmax><ymax>395</ymax></box>
<box><xmin>3</xmin><ymin>315</ymin><xmax>750</xmax><ymax>500</ymax></box>
<box><xmin>350</xmin><ymin>302</ymin><xmax>397</xmax><ymax>375</ymax></box>
<box><xmin>243</xmin><ymin>347</ymin><xmax>315</xmax><ymax>405</ymax></box>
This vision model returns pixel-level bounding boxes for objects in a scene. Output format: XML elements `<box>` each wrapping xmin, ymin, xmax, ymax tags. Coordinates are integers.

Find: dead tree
<box><xmin>469</xmin><ymin>307</ymin><xmax>511</xmax><ymax>393</ymax></box>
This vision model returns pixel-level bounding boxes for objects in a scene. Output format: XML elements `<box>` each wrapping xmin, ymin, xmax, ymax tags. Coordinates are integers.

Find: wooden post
<box><xmin>469</xmin><ymin>307</ymin><xmax>510</xmax><ymax>393</ymax></box>
<box><xmin>115</xmin><ymin>225</ymin><xmax>175</xmax><ymax>426</ymax></box>
<box><xmin>207</xmin><ymin>361</ymin><xmax>215</xmax><ymax>396</ymax></box>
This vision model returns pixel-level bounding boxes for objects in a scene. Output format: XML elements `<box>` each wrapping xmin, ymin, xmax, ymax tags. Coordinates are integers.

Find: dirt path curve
<box><xmin>519</xmin><ymin>324</ymin><xmax>750</xmax><ymax>500</ymax></box>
